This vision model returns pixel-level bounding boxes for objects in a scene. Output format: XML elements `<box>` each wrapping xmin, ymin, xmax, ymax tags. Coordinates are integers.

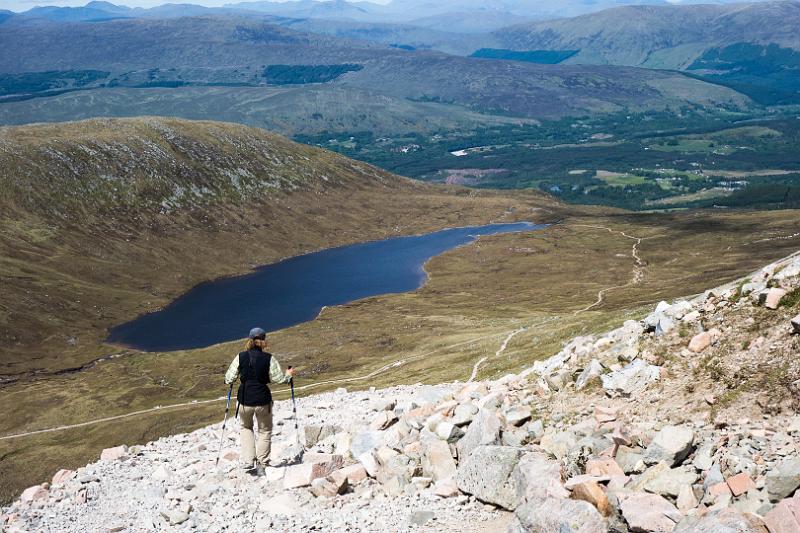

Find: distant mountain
<box><xmin>17</xmin><ymin>4</ymin><xmax>133</xmax><ymax>22</ymax></box>
<box><xmin>489</xmin><ymin>1</ymin><xmax>800</xmax><ymax>103</ymax></box>
<box><xmin>224</xmin><ymin>0</ymin><xmax>388</xmax><ymax>21</ymax></box>
<box><xmin>0</xmin><ymin>15</ymin><xmax>750</xmax><ymax>134</ymax></box>
<box><xmin>275</xmin><ymin>18</ymin><xmax>484</xmax><ymax>55</ymax></box>
<box><xmin>492</xmin><ymin>1</ymin><xmax>800</xmax><ymax>68</ymax></box>
<box><xmin>405</xmin><ymin>11</ymin><xmax>531</xmax><ymax>34</ymax></box>
<box><xmin>0</xmin><ymin>17</ymin><xmax>387</xmax><ymax>73</ymax></box>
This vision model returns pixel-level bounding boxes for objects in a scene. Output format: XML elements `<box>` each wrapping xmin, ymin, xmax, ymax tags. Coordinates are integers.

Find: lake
<box><xmin>107</xmin><ymin>222</ymin><xmax>546</xmax><ymax>351</ymax></box>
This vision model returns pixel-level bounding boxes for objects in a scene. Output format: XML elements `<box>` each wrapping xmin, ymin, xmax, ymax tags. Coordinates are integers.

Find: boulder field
<box><xmin>3</xmin><ymin>251</ymin><xmax>800</xmax><ymax>532</ymax></box>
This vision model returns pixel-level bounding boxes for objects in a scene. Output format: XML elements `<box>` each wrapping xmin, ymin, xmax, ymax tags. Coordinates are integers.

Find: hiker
<box><xmin>224</xmin><ymin>327</ymin><xmax>296</xmax><ymax>476</ymax></box>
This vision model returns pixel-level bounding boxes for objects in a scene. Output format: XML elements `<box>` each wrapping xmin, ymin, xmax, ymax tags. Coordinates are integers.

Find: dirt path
<box><xmin>569</xmin><ymin>224</ymin><xmax>647</xmax><ymax>313</ymax></box>
<box><xmin>467</xmin><ymin>327</ymin><xmax>526</xmax><ymax>383</ymax></box>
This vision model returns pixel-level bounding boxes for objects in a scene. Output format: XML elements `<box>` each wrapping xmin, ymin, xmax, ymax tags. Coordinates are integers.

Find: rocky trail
<box><xmin>4</xmin><ymin>250</ymin><xmax>800</xmax><ymax>532</ymax></box>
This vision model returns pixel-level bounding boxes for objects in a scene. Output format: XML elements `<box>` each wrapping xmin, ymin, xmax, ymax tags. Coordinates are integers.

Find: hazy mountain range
<box><xmin>2</xmin><ymin>0</ymin><xmax>782</xmax><ymax>32</ymax></box>
<box><xmin>1</xmin><ymin>1</ymin><xmax>798</xmax><ymax>134</ymax></box>
<box><xmin>0</xmin><ymin>14</ymin><xmax>748</xmax><ymax>134</ymax></box>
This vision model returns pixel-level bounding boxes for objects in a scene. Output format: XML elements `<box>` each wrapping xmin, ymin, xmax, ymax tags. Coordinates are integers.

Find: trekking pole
<box><xmin>215</xmin><ymin>384</ymin><xmax>234</xmax><ymax>467</ymax></box>
<box><xmin>288</xmin><ymin>366</ymin><xmax>302</xmax><ymax>446</ymax></box>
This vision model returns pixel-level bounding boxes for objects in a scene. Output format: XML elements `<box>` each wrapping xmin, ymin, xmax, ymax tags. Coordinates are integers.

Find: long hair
<box><xmin>245</xmin><ymin>338</ymin><xmax>268</xmax><ymax>351</ymax></box>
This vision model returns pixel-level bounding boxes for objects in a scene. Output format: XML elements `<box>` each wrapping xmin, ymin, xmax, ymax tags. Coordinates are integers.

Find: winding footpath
<box><xmin>569</xmin><ymin>224</ymin><xmax>647</xmax><ymax>313</ymax></box>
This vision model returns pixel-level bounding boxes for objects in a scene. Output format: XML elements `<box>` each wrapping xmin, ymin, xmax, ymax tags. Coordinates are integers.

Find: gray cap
<box><xmin>248</xmin><ymin>327</ymin><xmax>267</xmax><ymax>339</ymax></box>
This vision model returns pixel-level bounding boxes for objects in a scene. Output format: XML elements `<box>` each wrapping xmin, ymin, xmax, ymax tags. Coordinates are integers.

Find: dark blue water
<box><xmin>107</xmin><ymin>222</ymin><xmax>546</xmax><ymax>351</ymax></box>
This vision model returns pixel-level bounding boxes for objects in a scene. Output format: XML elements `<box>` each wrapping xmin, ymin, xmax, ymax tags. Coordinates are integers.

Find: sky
<box><xmin>0</xmin><ymin>0</ymin><xmax>391</xmax><ymax>12</ymax></box>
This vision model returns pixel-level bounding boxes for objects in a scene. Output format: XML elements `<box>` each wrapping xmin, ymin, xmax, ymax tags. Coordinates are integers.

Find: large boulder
<box><xmin>619</xmin><ymin>493</ymin><xmax>682</xmax><ymax>532</ymax></box>
<box><xmin>644</xmin><ymin>426</ymin><xmax>695</xmax><ymax>467</ymax></box>
<box><xmin>421</xmin><ymin>437</ymin><xmax>457</xmax><ymax>482</ymax></box>
<box><xmin>764</xmin><ymin>495</ymin><xmax>800</xmax><ymax>533</ymax></box>
<box><xmin>510</xmin><ymin>497</ymin><xmax>606</xmax><ymax>533</ymax></box>
<box><xmin>644</xmin><ymin>466</ymin><xmax>699</xmax><ymax>498</ymax></box>
<box><xmin>456</xmin><ymin>409</ymin><xmax>501</xmax><ymax>461</ymax></box>
<box><xmin>456</xmin><ymin>445</ymin><xmax>521</xmax><ymax>510</ymax></box>
<box><xmin>673</xmin><ymin>508</ymin><xmax>769</xmax><ymax>532</ymax></box>
<box><xmin>766</xmin><ymin>458</ymin><xmax>800</xmax><ymax>501</ymax></box>
<box><xmin>19</xmin><ymin>485</ymin><xmax>49</xmax><ymax>505</ymax></box>
<box><xmin>513</xmin><ymin>452</ymin><xmax>569</xmax><ymax>502</ymax></box>
<box><xmin>602</xmin><ymin>360</ymin><xmax>660</xmax><ymax>397</ymax></box>
<box><xmin>451</xmin><ymin>403</ymin><xmax>478</xmax><ymax>426</ymax></box>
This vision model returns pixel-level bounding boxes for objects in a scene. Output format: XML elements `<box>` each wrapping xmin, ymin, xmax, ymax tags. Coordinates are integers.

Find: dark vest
<box><xmin>237</xmin><ymin>349</ymin><xmax>273</xmax><ymax>406</ymax></box>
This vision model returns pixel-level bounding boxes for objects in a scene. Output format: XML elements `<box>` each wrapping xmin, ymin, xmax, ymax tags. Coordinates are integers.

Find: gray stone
<box><xmin>456</xmin><ymin>445</ymin><xmax>521</xmax><ymax>510</ymax></box>
<box><xmin>655</xmin><ymin>315</ymin><xmax>676</xmax><ymax>336</ymax></box>
<box><xmin>616</xmin><ymin>447</ymin><xmax>646</xmax><ymax>474</ymax></box>
<box><xmin>791</xmin><ymin>314</ymin><xmax>800</xmax><ymax>335</ymax></box>
<box><xmin>350</xmin><ymin>430</ymin><xmax>385</xmax><ymax>459</ymax></box>
<box><xmin>644</xmin><ymin>466</ymin><xmax>699</xmax><ymax>498</ymax></box>
<box><xmin>766</xmin><ymin>458</ymin><xmax>800</xmax><ymax>501</ymax></box>
<box><xmin>410</xmin><ymin>510</ymin><xmax>435</xmax><ymax>526</ymax></box>
<box><xmin>540</xmin><ymin>431</ymin><xmax>577</xmax><ymax>460</ymax></box>
<box><xmin>527</xmin><ymin>420</ymin><xmax>545</xmax><ymax>441</ymax></box>
<box><xmin>644</xmin><ymin>302</ymin><xmax>670</xmax><ymax>329</ymax></box>
<box><xmin>451</xmin><ymin>403</ymin><xmax>478</xmax><ymax>426</ymax></box>
<box><xmin>512</xmin><ymin>452</ymin><xmax>569</xmax><ymax>503</ymax></box>
<box><xmin>511</xmin><ymin>498</ymin><xmax>606</xmax><ymax>533</ymax></box>
<box><xmin>644</xmin><ymin>425</ymin><xmax>695</xmax><ymax>467</ymax></box>
<box><xmin>602</xmin><ymin>360</ymin><xmax>661</xmax><ymax>397</ymax></box>
<box><xmin>435</xmin><ymin>421</ymin><xmax>464</xmax><ymax>443</ymax></box>
<box><xmin>421</xmin><ymin>438</ymin><xmax>457</xmax><ymax>482</ymax></box>
<box><xmin>456</xmin><ymin>409</ymin><xmax>501</xmax><ymax>461</ymax></box>
<box><xmin>741</xmin><ymin>280</ymin><xmax>767</xmax><ymax>297</ymax></box>
<box><xmin>414</xmin><ymin>386</ymin><xmax>447</xmax><ymax>406</ymax></box>
<box><xmin>546</xmin><ymin>368</ymin><xmax>573</xmax><ymax>391</ymax></box>
<box><xmin>504</xmin><ymin>407</ymin><xmax>533</xmax><ymax>427</ymax></box>
<box><xmin>575</xmin><ymin>360</ymin><xmax>604</xmax><ymax>390</ymax></box>
<box><xmin>502</xmin><ymin>427</ymin><xmax>529</xmax><ymax>448</ymax></box>
<box><xmin>304</xmin><ymin>424</ymin><xmax>340</xmax><ymax>448</ymax></box>
<box><xmin>160</xmin><ymin>510</ymin><xmax>190</xmax><ymax>525</ymax></box>
<box><xmin>693</xmin><ymin>443</ymin><xmax>715</xmax><ymax>471</ymax></box>
<box><xmin>619</xmin><ymin>493</ymin><xmax>682</xmax><ymax>533</ymax></box>
<box><xmin>704</xmin><ymin>463</ymin><xmax>724</xmax><ymax>490</ymax></box>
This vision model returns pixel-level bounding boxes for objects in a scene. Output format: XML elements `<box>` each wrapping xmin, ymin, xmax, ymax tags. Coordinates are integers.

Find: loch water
<box><xmin>107</xmin><ymin>222</ymin><xmax>546</xmax><ymax>351</ymax></box>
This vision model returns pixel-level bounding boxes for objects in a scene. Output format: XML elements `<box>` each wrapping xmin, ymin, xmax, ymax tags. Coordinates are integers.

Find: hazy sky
<box><xmin>1</xmin><ymin>0</ymin><xmax>391</xmax><ymax>12</ymax></box>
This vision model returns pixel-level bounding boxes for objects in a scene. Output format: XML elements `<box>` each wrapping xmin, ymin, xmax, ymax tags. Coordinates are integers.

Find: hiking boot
<box><xmin>241</xmin><ymin>463</ymin><xmax>256</xmax><ymax>474</ymax></box>
<box><xmin>250</xmin><ymin>464</ymin><xmax>266</xmax><ymax>477</ymax></box>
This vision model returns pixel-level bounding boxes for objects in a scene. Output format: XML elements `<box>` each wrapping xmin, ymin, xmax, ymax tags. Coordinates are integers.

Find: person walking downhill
<box><xmin>224</xmin><ymin>327</ymin><xmax>296</xmax><ymax>477</ymax></box>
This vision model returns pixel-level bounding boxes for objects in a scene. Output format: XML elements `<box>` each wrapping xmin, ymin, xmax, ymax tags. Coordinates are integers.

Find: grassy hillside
<box><xmin>0</xmin><ymin>116</ymin><xmax>561</xmax><ymax>376</ymax></box>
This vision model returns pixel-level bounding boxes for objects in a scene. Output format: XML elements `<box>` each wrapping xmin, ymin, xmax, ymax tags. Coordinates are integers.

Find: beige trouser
<box><xmin>239</xmin><ymin>404</ymin><xmax>273</xmax><ymax>468</ymax></box>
